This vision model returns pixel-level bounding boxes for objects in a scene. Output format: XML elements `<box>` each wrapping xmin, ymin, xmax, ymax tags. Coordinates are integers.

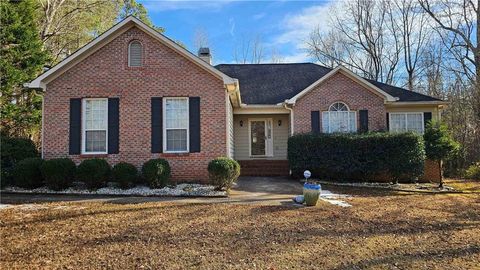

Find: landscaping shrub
<box><xmin>76</xmin><ymin>159</ymin><xmax>111</xmax><ymax>190</ymax></box>
<box><xmin>288</xmin><ymin>132</ymin><xmax>425</xmax><ymax>182</ymax></box>
<box><xmin>1</xmin><ymin>134</ymin><xmax>39</xmax><ymax>187</ymax></box>
<box><xmin>112</xmin><ymin>162</ymin><xmax>138</xmax><ymax>189</ymax></box>
<box><xmin>12</xmin><ymin>158</ymin><xmax>44</xmax><ymax>189</ymax></box>
<box><xmin>141</xmin><ymin>159</ymin><xmax>171</xmax><ymax>188</ymax></box>
<box><xmin>41</xmin><ymin>158</ymin><xmax>76</xmax><ymax>190</ymax></box>
<box><xmin>208</xmin><ymin>157</ymin><xmax>240</xmax><ymax>190</ymax></box>
<box><xmin>465</xmin><ymin>162</ymin><xmax>480</xmax><ymax>180</ymax></box>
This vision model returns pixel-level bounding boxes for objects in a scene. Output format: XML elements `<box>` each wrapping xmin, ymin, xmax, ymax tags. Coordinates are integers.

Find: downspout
<box><xmin>284</xmin><ymin>101</ymin><xmax>294</xmax><ymax>136</ymax></box>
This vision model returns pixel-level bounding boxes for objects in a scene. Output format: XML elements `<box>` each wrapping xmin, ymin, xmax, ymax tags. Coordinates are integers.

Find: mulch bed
<box><xmin>1</xmin><ymin>190</ymin><xmax>479</xmax><ymax>269</ymax></box>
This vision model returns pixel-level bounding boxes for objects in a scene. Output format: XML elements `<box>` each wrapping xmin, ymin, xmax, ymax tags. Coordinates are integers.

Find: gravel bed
<box><xmin>1</xmin><ymin>183</ymin><xmax>227</xmax><ymax>197</ymax></box>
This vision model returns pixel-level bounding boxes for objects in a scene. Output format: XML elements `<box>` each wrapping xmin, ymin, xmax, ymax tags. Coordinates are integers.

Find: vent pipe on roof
<box><xmin>198</xmin><ymin>47</ymin><xmax>212</xmax><ymax>65</ymax></box>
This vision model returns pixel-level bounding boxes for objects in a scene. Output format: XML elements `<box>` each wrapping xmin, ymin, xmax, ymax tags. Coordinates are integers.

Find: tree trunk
<box><xmin>438</xmin><ymin>159</ymin><xmax>443</xmax><ymax>188</ymax></box>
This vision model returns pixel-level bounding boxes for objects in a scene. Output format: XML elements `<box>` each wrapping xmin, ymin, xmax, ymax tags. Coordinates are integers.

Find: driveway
<box><xmin>0</xmin><ymin>177</ymin><xmax>304</xmax><ymax>206</ymax></box>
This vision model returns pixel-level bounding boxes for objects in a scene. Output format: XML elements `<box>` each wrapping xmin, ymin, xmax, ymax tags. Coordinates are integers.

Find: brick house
<box><xmin>26</xmin><ymin>17</ymin><xmax>447</xmax><ymax>182</ymax></box>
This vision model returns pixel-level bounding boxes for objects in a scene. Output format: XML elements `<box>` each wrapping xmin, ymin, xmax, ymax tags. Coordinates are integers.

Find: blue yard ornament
<box><xmin>304</xmin><ymin>170</ymin><xmax>311</xmax><ymax>180</ymax></box>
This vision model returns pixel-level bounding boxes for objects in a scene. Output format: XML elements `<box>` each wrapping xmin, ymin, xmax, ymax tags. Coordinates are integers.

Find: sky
<box><xmin>140</xmin><ymin>0</ymin><xmax>335</xmax><ymax>65</ymax></box>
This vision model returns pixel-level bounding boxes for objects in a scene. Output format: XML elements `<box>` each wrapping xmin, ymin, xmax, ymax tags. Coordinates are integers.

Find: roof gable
<box><xmin>216</xmin><ymin>63</ymin><xmax>444</xmax><ymax>105</ymax></box>
<box><xmin>27</xmin><ymin>16</ymin><xmax>235</xmax><ymax>89</ymax></box>
<box><xmin>287</xmin><ymin>66</ymin><xmax>397</xmax><ymax>103</ymax></box>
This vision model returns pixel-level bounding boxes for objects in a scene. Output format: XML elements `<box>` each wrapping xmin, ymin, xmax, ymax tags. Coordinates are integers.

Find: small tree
<box><xmin>424</xmin><ymin>120</ymin><xmax>459</xmax><ymax>188</ymax></box>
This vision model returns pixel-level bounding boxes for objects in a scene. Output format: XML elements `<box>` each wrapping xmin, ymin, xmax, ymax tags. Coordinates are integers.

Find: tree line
<box><xmin>305</xmin><ymin>0</ymin><xmax>478</xmax><ymax>176</ymax></box>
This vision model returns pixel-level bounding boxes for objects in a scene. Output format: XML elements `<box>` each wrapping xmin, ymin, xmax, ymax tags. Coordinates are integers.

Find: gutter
<box><xmin>283</xmin><ymin>101</ymin><xmax>294</xmax><ymax>135</ymax></box>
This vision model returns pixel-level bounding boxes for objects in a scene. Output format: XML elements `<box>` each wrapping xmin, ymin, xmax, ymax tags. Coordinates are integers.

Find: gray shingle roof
<box><xmin>215</xmin><ymin>63</ymin><xmax>442</xmax><ymax>104</ymax></box>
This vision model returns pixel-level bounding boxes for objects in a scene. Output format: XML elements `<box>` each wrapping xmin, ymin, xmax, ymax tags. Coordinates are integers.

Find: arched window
<box><xmin>128</xmin><ymin>41</ymin><xmax>143</xmax><ymax>67</ymax></box>
<box><xmin>322</xmin><ymin>102</ymin><xmax>356</xmax><ymax>133</ymax></box>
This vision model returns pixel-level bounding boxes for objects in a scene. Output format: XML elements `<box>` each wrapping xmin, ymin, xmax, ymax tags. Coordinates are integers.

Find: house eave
<box><xmin>385</xmin><ymin>101</ymin><xmax>449</xmax><ymax>106</ymax></box>
<box><xmin>233</xmin><ymin>104</ymin><xmax>290</xmax><ymax>115</ymax></box>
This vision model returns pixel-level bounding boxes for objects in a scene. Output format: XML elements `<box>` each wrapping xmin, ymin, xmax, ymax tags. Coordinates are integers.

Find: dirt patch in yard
<box><xmin>1</xmin><ymin>192</ymin><xmax>479</xmax><ymax>269</ymax></box>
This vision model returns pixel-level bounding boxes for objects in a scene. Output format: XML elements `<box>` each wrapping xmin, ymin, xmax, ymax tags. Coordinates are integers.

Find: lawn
<box><xmin>1</xmin><ymin>189</ymin><xmax>479</xmax><ymax>269</ymax></box>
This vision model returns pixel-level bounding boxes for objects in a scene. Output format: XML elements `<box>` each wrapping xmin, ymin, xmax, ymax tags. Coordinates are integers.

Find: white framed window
<box><xmin>389</xmin><ymin>112</ymin><xmax>424</xmax><ymax>134</ymax></box>
<box><xmin>128</xmin><ymin>40</ymin><xmax>143</xmax><ymax>67</ymax></box>
<box><xmin>322</xmin><ymin>102</ymin><xmax>357</xmax><ymax>133</ymax></box>
<box><xmin>82</xmin><ymin>98</ymin><xmax>108</xmax><ymax>154</ymax></box>
<box><xmin>163</xmin><ymin>97</ymin><xmax>189</xmax><ymax>153</ymax></box>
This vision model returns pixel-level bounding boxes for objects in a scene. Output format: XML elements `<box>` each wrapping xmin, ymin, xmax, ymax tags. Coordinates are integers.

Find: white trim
<box><xmin>81</xmin><ymin>98</ymin><xmax>108</xmax><ymax>155</ymax></box>
<box><xmin>26</xmin><ymin>16</ymin><xmax>236</xmax><ymax>89</ymax></box>
<box><xmin>389</xmin><ymin>112</ymin><xmax>424</xmax><ymax>134</ymax></box>
<box><xmin>162</xmin><ymin>97</ymin><xmax>189</xmax><ymax>153</ymax></box>
<box><xmin>385</xmin><ymin>101</ymin><xmax>448</xmax><ymax>106</ymax></box>
<box><xmin>248</xmin><ymin>118</ymin><xmax>273</xmax><ymax>157</ymax></box>
<box><xmin>234</xmin><ymin>104</ymin><xmax>290</xmax><ymax>115</ymax></box>
<box><xmin>286</xmin><ymin>66</ymin><xmax>398</xmax><ymax>104</ymax></box>
<box><xmin>128</xmin><ymin>40</ymin><xmax>143</xmax><ymax>67</ymax></box>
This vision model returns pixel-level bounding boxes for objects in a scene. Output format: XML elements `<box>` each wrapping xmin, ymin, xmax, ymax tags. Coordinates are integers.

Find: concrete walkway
<box><xmin>0</xmin><ymin>177</ymin><xmax>304</xmax><ymax>206</ymax></box>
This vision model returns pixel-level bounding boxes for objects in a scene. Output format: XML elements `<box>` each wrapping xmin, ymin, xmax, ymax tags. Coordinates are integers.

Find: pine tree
<box><xmin>1</xmin><ymin>0</ymin><xmax>49</xmax><ymax>141</ymax></box>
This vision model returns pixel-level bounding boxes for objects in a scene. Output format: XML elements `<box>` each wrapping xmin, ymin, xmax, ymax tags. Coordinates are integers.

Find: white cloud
<box><xmin>282</xmin><ymin>52</ymin><xmax>310</xmax><ymax>63</ymax></box>
<box><xmin>274</xmin><ymin>4</ymin><xmax>335</xmax><ymax>47</ymax></box>
<box><xmin>252</xmin><ymin>12</ymin><xmax>266</xmax><ymax>20</ymax></box>
<box><xmin>268</xmin><ymin>1</ymin><xmax>342</xmax><ymax>63</ymax></box>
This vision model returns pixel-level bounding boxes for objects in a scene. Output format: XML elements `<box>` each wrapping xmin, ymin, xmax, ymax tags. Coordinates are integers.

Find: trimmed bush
<box><xmin>12</xmin><ymin>158</ymin><xmax>44</xmax><ymax>189</ymax></box>
<box><xmin>41</xmin><ymin>158</ymin><xmax>76</xmax><ymax>190</ymax></box>
<box><xmin>76</xmin><ymin>158</ymin><xmax>111</xmax><ymax>190</ymax></box>
<box><xmin>465</xmin><ymin>162</ymin><xmax>480</xmax><ymax>180</ymax></box>
<box><xmin>112</xmin><ymin>162</ymin><xmax>138</xmax><ymax>189</ymax></box>
<box><xmin>1</xmin><ymin>135</ymin><xmax>39</xmax><ymax>187</ymax></box>
<box><xmin>141</xmin><ymin>159</ymin><xmax>171</xmax><ymax>188</ymax></box>
<box><xmin>288</xmin><ymin>132</ymin><xmax>425</xmax><ymax>182</ymax></box>
<box><xmin>208</xmin><ymin>157</ymin><xmax>240</xmax><ymax>190</ymax></box>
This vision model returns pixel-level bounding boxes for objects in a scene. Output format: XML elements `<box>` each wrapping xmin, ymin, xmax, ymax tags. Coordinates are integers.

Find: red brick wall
<box><xmin>43</xmin><ymin>26</ymin><xmax>228</xmax><ymax>182</ymax></box>
<box><xmin>420</xmin><ymin>159</ymin><xmax>441</xmax><ymax>183</ymax></box>
<box><xmin>293</xmin><ymin>72</ymin><xmax>387</xmax><ymax>134</ymax></box>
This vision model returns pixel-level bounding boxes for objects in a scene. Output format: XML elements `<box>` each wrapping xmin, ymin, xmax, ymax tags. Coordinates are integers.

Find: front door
<box><xmin>250</xmin><ymin>119</ymin><xmax>273</xmax><ymax>157</ymax></box>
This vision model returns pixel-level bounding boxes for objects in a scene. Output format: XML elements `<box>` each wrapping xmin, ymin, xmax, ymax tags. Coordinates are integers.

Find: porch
<box><xmin>233</xmin><ymin>113</ymin><xmax>291</xmax><ymax>176</ymax></box>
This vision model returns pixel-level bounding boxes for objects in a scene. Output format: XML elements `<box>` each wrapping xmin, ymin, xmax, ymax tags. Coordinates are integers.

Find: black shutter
<box><xmin>424</xmin><ymin>112</ymin><xmax>432</xmax><ymax>129</ymax></box>
<box><xmin>189</xmin><ymin>97</ymin><xmax>201</xmax><ymax>153</ymax></box>
<box><xmin>311</xmin><ymin>111</ymin><xmax>320</xmax><ymax>133</ymax></box>
<box><xmin>386</xmin><ymin>113</ymin><xmax>390</xmax><ymax>131</ymax></box>
<box><xmin>69</xmin><ymin>98</ymin><xmax>82</xmax><ymax>155</ymax></box>
<box><xmin>359</xmin><ymin>110</ymin><xmax>368</xmax><ymax>132</ymax></box>
<box><xmin>108</xmin><ymin>98</ymin><xmax>119</xmax><ymax>154</ymax></box>
<box><xmin>151</xmin><ymin>97</ymin><xmax>162</xmax><ymax>153</ymax></box>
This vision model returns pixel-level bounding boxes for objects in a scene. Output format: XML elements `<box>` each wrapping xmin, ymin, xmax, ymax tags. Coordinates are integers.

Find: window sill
<box><xmin>78</xmin><ymin>154</ymin><xmax>109</xmax><ymax>158</ymax></box>
<box><xmin>161</xmin><ymin>152</ymin><xmax>190</xmax><ymax>157</ymax></box>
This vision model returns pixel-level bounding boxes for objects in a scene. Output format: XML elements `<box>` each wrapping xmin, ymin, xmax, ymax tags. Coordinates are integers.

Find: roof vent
<box><xmin>198</xmin><ymin>47</ymin><xmax>211</xmax><ymax>65</ymax></box>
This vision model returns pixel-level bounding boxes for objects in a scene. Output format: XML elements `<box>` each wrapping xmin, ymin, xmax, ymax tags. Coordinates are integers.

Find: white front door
<box><xmin>249</xmin><ymin>119</ymin><xmax>273</xmax><ymax>157</ymax></box>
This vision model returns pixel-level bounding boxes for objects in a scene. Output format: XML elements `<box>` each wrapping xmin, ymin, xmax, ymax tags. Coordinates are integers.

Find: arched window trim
<box><xmin>128</xmin><ymin>40</ymin><xmax>143</xmax><ymax>67</ymax></box>
<box><xmin>322</xmin><ymin>101</ymin><xmax>357</xmax><ymax>133</ymax></box>
<box><xmin>328</xmin><ymin>102</ymin><xmax>350</xmax><ymax>112</ymax></box>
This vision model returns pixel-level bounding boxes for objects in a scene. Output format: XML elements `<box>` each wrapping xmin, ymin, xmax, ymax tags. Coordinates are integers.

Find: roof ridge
<box><xmin>215</xmin><ymin>62</ymin><xmax>318</xmax><ymax>66</ymax></box>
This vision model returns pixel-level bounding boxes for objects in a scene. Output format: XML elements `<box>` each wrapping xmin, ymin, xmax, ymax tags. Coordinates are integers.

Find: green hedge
<box><xmin>288</xmin><ymin>132</ymin><xmax>425</xmax><ymax>182</ymax></box>
<box><xmin>1</xmin><ymin>135</ymin><xmax>39</xmax><ymax>187</ymax></box>
<box><xmin>41</xmin><ymin>158</ymin><xmax>76</xmax><ymax>190</ymax></box>
<box><xmin>112</xmin><ymin>162</ymin><xmax>138</xmax><ymax>189</ymax></box>
<box><xmin>76</xmin><ymin>158</ymin><xmax>111</xmax><ymax>190</ymax></box>
<box><xmin>142</xmin><ymin>159</ymin><xmax>171</xmax><ymax>188</ymax></box>
<box><xmin>208</xmin><ymin>157</ymin><xmax>240</xmax><ymax>190</ymax></box>
<box><xmin>12</xmin><ymin>157</ymin><xmax>44</xmax><ymax>189</ymax></box>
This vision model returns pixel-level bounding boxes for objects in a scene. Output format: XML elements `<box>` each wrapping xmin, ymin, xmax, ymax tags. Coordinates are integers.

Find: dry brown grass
<box><xmin>444</xmin><ymin>178</ymin><xmax>480</xmax><ymax>193</ymax></box>
<box><xmin>1</xmin><ymin>192</ymin><xmax>479</xmax><ymax>269</ymax></box>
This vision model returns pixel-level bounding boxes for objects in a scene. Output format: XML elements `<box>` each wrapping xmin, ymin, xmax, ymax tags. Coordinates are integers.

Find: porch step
<box><xmin>238</xmin><ymin>160</ymin><xmax>290</xmax><ymax>176</ymax></box>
